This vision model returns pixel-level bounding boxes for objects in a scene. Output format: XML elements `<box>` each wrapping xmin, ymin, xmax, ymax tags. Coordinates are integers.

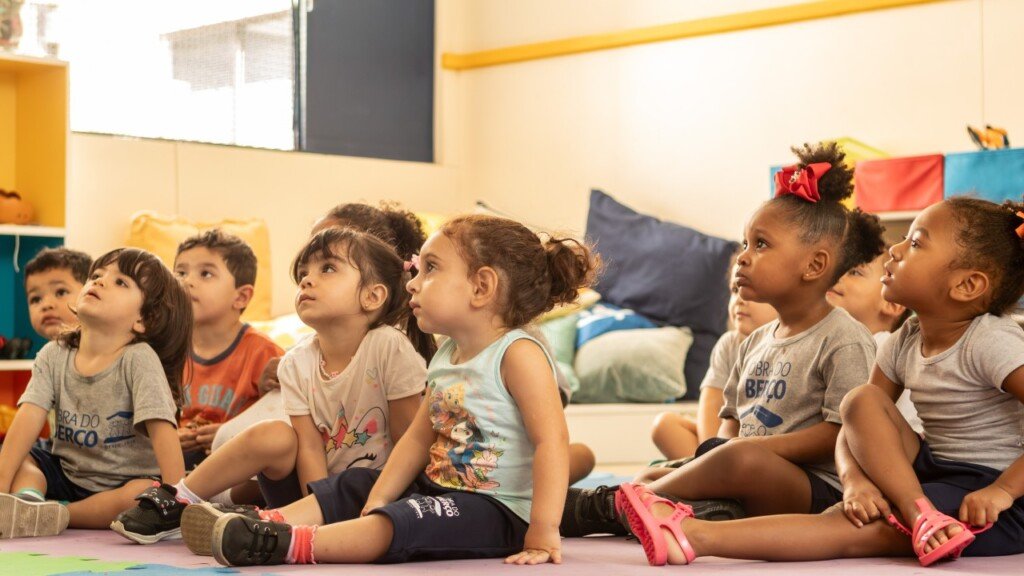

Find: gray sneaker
<box><xmin>181</xmin><ymin>502</ymin><xmax>261</xmax><ymax>556</ymax></box>
<box><xmin>0</xmin><ymin>493</ymin><xmax>70</xmax><ymax>538</ymax></box>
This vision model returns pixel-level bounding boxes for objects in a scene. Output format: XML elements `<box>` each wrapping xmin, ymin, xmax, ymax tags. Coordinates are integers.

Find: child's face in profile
<box><xmin>728</xmin><ymin>284</ymin><xmax>778</xmax><ymax>337</ymax></box>
<box><xmin>883</xmin><ymin>202</ymin><xmax>961</xmax><ymax>312</ymax></box>
<box><xmin>406</xmin><ymin>232</ymin><xmax>475</xmax><ymax>337</ymax></box>
<box><xmin>827</xmin><ymin>254</ymin><xmax>887</xmax><ymax>328</ymax></box>
<box><xmin>734</xmin><ymin>203</ymin><xmax>813</xmax><ymax>305</ymax></box>
<box><xmin>26</xmin><ymin>268</ymin><xmax>84</xmax><ymax>340</ymax></box>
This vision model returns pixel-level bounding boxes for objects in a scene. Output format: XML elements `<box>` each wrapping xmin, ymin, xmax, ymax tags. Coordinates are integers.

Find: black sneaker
<box><xmin>110</xmin><ymin>482</ymin><xmax>186</xmax><ymax>544</ymax></box>
<box><xmin>0</xmin><ymin>493</ymin><xmax>70</xmax><ymax>538</ymax></box>
<box><xmin>181</xmin><ymin>502</ymin><xmax>261</xmax><ymax>556</ymax></box>
<box><xmin>211</xmin><ymin>514</ymin><xmax>292</xmax><ymax>567</ymax></box>
<box><xmin>560</xmin><ymin>485</ymin><xmax>630</xmax><ymax>537</ymax></box>
<box><xmin>676</xmin><ymin>497</ymin><xmax>746</xmax><ymax>521</ymax></box>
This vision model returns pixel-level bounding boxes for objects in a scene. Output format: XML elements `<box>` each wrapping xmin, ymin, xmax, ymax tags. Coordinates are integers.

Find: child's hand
<box><xmin>178</xmin><ymin>426</ymin><xmax>199</xmax><ymax>451</ymax></box>
<box><xmin>194</xmin><ymin>423</ymin><xmax>222</xmax><ymax>453</ymax></box>
<box><xmin>505</xmin><ymin>525</ymin><xmax>562</xmax><ymax>565</ymax></box>
<box><xmin>960</xmin><ymin>484</ymin><xmax>1014</xmax><ymax>526</ymax></box>
<box><xmin>258</xmin><ymin>358</ymin><xmax>281</xmax><ymax>396</ymax></box>
<box><xmin>842</xmin><ymin>479</ymin><xmax>891</xmax><ymax>528</ymax></box>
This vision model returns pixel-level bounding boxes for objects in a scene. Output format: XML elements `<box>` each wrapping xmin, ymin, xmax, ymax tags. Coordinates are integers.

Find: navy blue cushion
<box><xmin>586</xmin><ymin>190</ymin><xmax>739</xmax><ymax>398</ymax></box>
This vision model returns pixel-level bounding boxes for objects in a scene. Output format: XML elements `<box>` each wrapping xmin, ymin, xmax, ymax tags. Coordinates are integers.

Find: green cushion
<box><xmin>573</xmin><ymin>326</ymin><xmax>693</xmax><ymax>403</ymax></box>
<box><xmin>538</xmin><ymin>313</ymin><xmax>580</xmax><ymax>395</ymax></box>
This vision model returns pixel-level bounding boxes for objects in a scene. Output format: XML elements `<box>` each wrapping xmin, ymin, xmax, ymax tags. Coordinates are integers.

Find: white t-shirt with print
<box><xmin>279</xmin><ymin>326</ymin><xmax>426</xmax><ymax>473</ymax></box>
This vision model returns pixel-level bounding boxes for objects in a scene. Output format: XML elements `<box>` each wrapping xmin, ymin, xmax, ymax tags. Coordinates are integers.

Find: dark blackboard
<box><xmin>303</xmin><ymin>0</ymin><xmax>435</xmax><ymax>162</ymax></box>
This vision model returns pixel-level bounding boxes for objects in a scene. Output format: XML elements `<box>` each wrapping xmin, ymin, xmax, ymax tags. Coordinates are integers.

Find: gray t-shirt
<box><xmin>721</xmin><ymin>307</ymin><xmax>876</xmax><ymax>490</ymax></box>
<box><xmin>19</xmin><ymin>341</ymin><xmax>178</xmax><ymax>492</ymax></box>
<box><xmin>877</xmin><ymin>314</ymin><xmax>1024</xmax><ymax>471</ymax></box>
<box><xmin>700</xmin><ymin>331</ymin><xmax>742</xmax><ymax>391</ymax></box>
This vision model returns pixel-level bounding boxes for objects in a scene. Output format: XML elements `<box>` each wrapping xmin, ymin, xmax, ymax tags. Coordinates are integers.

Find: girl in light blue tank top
<box><xmin>202</xmin><ymin>214</ymin><xmax>600</xmax><ymax>568</ymax></box>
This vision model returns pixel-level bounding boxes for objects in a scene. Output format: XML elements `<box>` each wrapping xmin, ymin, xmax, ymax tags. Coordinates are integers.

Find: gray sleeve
<box><xmin>126</xmin><ymin>345</ymin><xmax>179</xmax><ymax>432</ymax></box>
<box><xmin>820</xmin><ymin>342</ymin><xmax>875</xmax><ymax>425</ymax></box>
<box><xmin>875</xmin><ymin>323</ymin><xmax>907</xmax><ymax>385</ymax></box>
<box><xmin>17</xmin><ymin>342</ymin><xmax>60</xmax><ymax>410</ymax></box>
<box><xmin>718</xmin><ymin>337</ymin><xmax>748</xmax><ymax>421</ymax></box>
<box><xmin>700</xmin><ymin>332</ymin><xmax>737</xmax><ymax>391</ymax></box>
<box><xmin>968</xmin><ymin>320</ymin><xmax>1024</xmax><ymax>391</ymax></box>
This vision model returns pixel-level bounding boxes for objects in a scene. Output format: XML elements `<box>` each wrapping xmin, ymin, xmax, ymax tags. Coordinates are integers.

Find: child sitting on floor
<box><xmin>0</xmin><ymin>248</ymin><xmax>191</xmax><ymax>537</ymax></box>
<box><xmin>563</xmin><ymin>141</ymin><xmax>885</xmax><ymax>536</ymax></box>
<box><xmin>172</xmin><ymin>230</ymin><xmax>284</xmax><ymax>469</ymax></box>
<box><xmin>184</xmin><ymin>214</ymin><xmax>600</xmax><ymax>567</ymax></box>
<box><xmin>616</xmin><ymin>196</ymin><xmax>1024</xmax><ymax>567</ymax></box>
<box><xmin>111</xmin><ymin>227</ymin><xmax>431</xmax><ymax>545</ymax></box>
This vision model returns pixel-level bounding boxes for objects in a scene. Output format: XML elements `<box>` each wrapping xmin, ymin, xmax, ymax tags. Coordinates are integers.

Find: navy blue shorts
<box><xmin>308</xmin><ymin>467</ymin><xmax>529</xmax><ymax>563</ymax></box>
<box><xmin>257</xmin><ymin>469</ymin><xmax>304</xmax><ymax>509</ymax></box>
<box><xmin>914</xmin><ymin>441</ymin><xmax>1024</xmax><ymax>557</ymax></box>
<box><xmin>27</xmin><ymin>446</ymin><xmax>95</xmax><ymax>502</ymax></box>
<box><xmin>801</xmin><ymin>469</ymin><xmax>843</xmax><ymax>514</ymax></box>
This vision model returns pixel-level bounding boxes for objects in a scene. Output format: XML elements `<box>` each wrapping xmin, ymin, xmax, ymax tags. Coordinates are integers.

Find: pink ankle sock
<box><xmin>285</xmin><ymin>525</ymin><xmax>317</xmax><ymax>564</ymax></box>
<box><xmin>259</xmin><ymin>509</ymin><xmax>285</xmax><ymax>523</ymax></box>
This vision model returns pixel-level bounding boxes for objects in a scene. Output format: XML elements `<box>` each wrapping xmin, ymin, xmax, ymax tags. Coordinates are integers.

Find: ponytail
<box><xmin>833</xmin><ymin>208</ymin><xmax>885</xmax><ymax>283</ymax></box>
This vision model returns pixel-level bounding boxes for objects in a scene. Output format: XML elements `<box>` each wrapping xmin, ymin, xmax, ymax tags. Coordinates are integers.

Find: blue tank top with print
<box><xmin>424</xmin><ymin>329</ymin><xmax>555</xmax><ymax>522</ymax></box>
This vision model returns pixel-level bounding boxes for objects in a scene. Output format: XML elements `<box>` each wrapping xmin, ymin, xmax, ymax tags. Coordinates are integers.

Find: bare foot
<box><xmin>922</xmin><ymin>522</ymin><xmax>963</xmax><ymax>555</ymax></box>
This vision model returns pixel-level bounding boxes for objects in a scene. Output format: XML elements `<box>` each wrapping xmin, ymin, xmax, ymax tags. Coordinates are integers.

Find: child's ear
<box><xmin>360</xmin><ymin>283</ymin><xmax>388</xmax><ymax>313</ymax></box>
<box><xmin>233</xmin><ymin>285</ymin><xmax>255</xmax><ymax>311</ymax></box>
<box><xmin>949</xmin><ymin>269</ymin><xmax>990</xmax><ymax>304</ymax></box>
<box><xmin>803</xmin><ymin>248</ymin><xmax>831</xmax><ymax>282</ymax></box>
<box><xmin>470</xmin><ymin>266</ymin><xmax>500</xmax><ymax>309</ymax></box>
<box><xmin>133</xmin><ymin>317</ymin><xmax>146</xmax><ymax>335</ymax></box>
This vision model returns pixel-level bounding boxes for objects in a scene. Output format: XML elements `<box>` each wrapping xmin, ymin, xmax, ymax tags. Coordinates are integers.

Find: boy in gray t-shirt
<box><xmin>720</xmin><ymin>307</ymin><xmax>876</xmax><ymax>492</ymax></box>
<box><xmin>18</xmin><ymin>341</ymin><xmax>179</xmax><ymax>493</ymax></box>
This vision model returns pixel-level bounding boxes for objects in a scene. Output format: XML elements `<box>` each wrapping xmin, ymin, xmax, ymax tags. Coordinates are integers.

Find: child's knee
<box><xmin>246</xmin><ymin>420</ymin><xmax>298</xmax><ymax>457</ymax></box>
<box><xmin>704</xmin><ymin>440</ymin><xmax>773</xmax><ymax>479</ymax></box>
<box><xmin>651</xmin><ymin>412</ymin><xmax>685</xmax><ymax>440</ymax></box>
<box><xmin>839</xmin><ymin>384</ymin><xmax>890</xmax><ymax>421</ymax></box>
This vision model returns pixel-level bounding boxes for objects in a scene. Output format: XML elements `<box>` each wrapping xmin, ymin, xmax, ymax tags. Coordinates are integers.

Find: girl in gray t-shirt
<box><xmin>614</xmin><ymin>196</ymin><xmax>1024</xmax><ymax>568</ymax></box>
<box><xmin>0</xmin><ymin>248</ymin><xmax>192</xmax><ymax>538</ymax></box>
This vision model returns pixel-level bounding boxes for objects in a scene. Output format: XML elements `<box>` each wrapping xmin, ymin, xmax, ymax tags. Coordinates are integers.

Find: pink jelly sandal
<box><xmin>614</xmin><ymin>482</ymin><xmax>697</xmax><ymax>566</ymax></box>
<box><xmin>886</xmin><ymin>497</ymin><xmax>992</xmax><ymax>567</ymax></box>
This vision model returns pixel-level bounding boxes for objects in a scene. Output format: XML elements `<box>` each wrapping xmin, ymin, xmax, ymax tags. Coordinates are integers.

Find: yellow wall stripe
<box><xmin>442</xmin><ymin>0</ymin><xmax>951</xmax><ymax>70</ymax></box>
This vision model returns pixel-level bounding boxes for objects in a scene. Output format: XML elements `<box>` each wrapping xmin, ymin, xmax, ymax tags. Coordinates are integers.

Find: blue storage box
<box><xmin>944</xmin><ymin>148</ymin><xmax>1024</xmax><ymax>202</ymax></box>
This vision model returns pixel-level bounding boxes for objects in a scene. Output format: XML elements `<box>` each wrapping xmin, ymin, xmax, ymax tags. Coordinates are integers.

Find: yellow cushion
<box><xmin>249</xmin><ymin>314</ymin><xmax>314</xmax><ymax>350</ymax></box>
<box><xmin>536</xmin><ymin>288</ymin><xmax>601</xmax><ymax>323</ymax></box>
<box><xmin>836</xmin><ymin>137</ymin><xmax>889</xmax><ymax>210</ymax></box>
<box><xmin>126</xmin><ymin>211</ymin><xmax>273</xmax><ymax>322</ymax></box>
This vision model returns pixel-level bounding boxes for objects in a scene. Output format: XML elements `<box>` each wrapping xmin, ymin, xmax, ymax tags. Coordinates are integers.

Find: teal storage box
<box><xmin>944</xmin><ymin>148</ymin><xmax>1024</xmax><ymax>202</ymax></box>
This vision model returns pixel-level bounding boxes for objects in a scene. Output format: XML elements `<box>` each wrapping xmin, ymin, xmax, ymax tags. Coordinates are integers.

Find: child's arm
<box><xmin>386</xmin><ymin>393</ymin><xmax>422</xmax><ymax>445</ymax></box>
<box><xmin>503</xmin><ymin>339</ymin><xmax>568</xmax><ymax>566</ymax></box>
<box><xmin>696</xmin><ymin>388</ymin><xmax>725</xmax><ymax>442</ymax></box>
<box><xmin>361</xmin><ymin>396</ymin><xmax>434</xmax><ymax>513</ymax></box>
<box><xmin>743</xmin><ymin>421</ymin><xmax>840</xmax><ymax>464</ymax></box>
<box><xmin>959</xmin><ymin>365</ymin><xmax>1024</xmax><ymax>526</ymax></box>
<box><xmin>144</xmin><ymin>419</ymin><xmax>185</xmax><ymax>485</ymax></box>
<box><xmin>716</xmin><ymin>417</ymin><xmax>739</xmax><ymax>438</ymax></box>
<box><xmin>0</xmin><ymin>404</ymin><xmax>49</xmax><ymax>493</ymax></box>
<box><xmin>291</xmin><ymin>414</ymin><xmax>328</xmax><ymax>494</ymax></box>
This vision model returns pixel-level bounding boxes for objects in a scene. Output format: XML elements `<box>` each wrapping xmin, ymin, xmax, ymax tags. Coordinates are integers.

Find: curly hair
<box><xmin>319</xmin><ymin>202</ymin><xmax>426</xmax><ymax>261</ymax></box>
<box><xmin>946</xmin><ymin>196</ymin><xmax>1024</xmax><ymax>315</ymax></box>
<box><xmin>772</xmin><ymin>141</ymin><xmax>886</xmax><ymax>283</ymax></box>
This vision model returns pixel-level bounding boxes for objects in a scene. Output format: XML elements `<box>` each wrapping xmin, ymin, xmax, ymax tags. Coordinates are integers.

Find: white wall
<box><xmin>67</xmin><ymin>0</ymin><xmax>1024</xmax><ymax>316</ymax></box>
<box><xmin>456</xmin><ymin>0</ymin><xmax>1024</xmax><ymax>239</ymax></box>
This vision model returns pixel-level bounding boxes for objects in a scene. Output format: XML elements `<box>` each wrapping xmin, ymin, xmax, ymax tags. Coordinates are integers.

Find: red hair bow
<box><xmin>774</xmin><ymin>162</ymin><xmax>832</xmax><ymax>203</ymax></box>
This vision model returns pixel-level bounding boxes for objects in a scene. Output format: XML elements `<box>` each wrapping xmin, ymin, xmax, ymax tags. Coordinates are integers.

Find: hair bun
<box><xmin>790</xmin><ymin>141</ymin><xmax>853</xmax><ymax>205</ymax></box>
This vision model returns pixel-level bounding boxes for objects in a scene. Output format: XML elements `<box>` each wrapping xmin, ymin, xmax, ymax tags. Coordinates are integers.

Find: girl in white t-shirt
<box><xmin>113</xmin><ymin>227</ymin><xmax>431</xmax><ymax>547</ymax></box>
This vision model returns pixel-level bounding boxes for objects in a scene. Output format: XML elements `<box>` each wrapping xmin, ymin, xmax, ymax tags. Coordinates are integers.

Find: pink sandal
<box><xmin>886</xmin><ymin>497</ymin><xmax>992</xmax><ymax>567</ymax></box>
<box><xmin>614</xmin><ymin>482</ymin><xmax>697</xmax><ymax>566</ymax></box>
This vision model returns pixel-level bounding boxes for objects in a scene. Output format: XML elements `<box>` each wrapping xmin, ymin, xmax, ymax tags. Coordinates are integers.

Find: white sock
<box><xmin>16</xmin><ymin>488</ymin><xmax>45</xmax><ymax>502</ymax></box>
<box><xmin>174</xmin><ymin>479</ymin><xmax>202</xmax><ymax>504</ymax></box>
<box><xmin>208</xmin><ymin>489</ymin><xmax>235</xmax><ymax>506</ymax></box>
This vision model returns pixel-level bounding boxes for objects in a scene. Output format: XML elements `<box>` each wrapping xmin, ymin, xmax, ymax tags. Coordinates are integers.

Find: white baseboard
<box><xmin>565</xmin><ymin>402</ymin><xmax>698</xmax><ymax>466</ymax></box>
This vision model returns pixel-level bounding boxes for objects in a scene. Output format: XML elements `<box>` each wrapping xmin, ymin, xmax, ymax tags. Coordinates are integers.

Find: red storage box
<box><xmin>854</xmin><ymin>154</ymin><xmax>944</xmax><ymax>212</ymax></box>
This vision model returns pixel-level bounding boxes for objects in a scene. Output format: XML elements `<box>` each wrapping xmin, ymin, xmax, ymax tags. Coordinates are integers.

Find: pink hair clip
<box><xmin>404</xmin><ymin>254</ymin><xmax>420</xmax><ymax>272</ymax></box>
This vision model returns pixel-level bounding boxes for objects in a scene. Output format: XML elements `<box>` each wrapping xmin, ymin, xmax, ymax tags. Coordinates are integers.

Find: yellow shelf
<box><xmin>0</xmin><ymin>360</ymin><xmax>33</xmax><ymax>372</ymax></box>
<box><xmin>0</xmin><ymin>224</ymin><xmax>66</xmax><ymax>237</ymax></box>
<box><xmin>0</xmin><ymin>52</ymin><xmax>68</xmax><ymax>228</ymax></box>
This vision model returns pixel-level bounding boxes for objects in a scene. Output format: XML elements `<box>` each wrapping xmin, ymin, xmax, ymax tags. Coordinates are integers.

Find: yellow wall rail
<box><xmin>442</xmin><ymin>0</ymin><xmax>951</xmax><ymax>71</ymax></box>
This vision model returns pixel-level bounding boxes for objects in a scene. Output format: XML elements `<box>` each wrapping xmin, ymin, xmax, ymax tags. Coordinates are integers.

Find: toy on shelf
<box><xmin>0</xmin><ymin>188</ymin><xmax>35</xmax><ymax>224</ymax></box>
<box><xmin>0</xmin><ymin>335</ymin><xmax>32</xmax><ymax>359</ymax></box>
<box><xmin>967</xmin><ymin>124</ymin><xmax>1010</xmax><ymax>150</ymax></box>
